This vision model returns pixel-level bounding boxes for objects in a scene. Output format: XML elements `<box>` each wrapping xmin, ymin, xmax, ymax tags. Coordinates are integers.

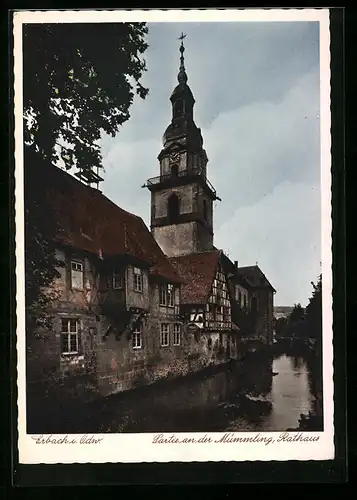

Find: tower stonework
<box><xmin>145</xmin><ymin>34</ymin><xmax>220</xmax><ymax>257</ymax></box>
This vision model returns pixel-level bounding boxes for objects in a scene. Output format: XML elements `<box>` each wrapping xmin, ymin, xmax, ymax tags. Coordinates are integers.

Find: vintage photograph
<box><xmin>15</xmin><ymin>9</ymin><xmax>333</xmax><ymax>463</ymax></box>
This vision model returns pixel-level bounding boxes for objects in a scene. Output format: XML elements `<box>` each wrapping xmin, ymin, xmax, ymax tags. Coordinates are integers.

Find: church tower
<box><xmin>145</xmin><ymin>34</ymin><xmax>220</xmax><ymax>257</ymax></box>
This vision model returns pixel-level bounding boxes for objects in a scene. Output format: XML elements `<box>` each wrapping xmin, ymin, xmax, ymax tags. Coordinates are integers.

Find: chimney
<box><xmin>234</xmin><ymin>260</ymin><xmax>238</xmax><ymax>268</ymax></box>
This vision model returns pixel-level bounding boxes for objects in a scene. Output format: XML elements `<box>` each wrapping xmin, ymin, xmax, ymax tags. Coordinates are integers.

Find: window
<box><xmin>160</xmin><ymin>324</ymin><xmax>169</xmax><ymax>346</ymax></box>
<box><xmin>207</xmin><ymin>337</ymin><xmax>212</xmax><ymax>349</ymax></box>
<box><xmin>173</xmin><ymin>323</ymin><xmax>181</xmax><ymax>346</ymax></box>
<box><xmin>238</xmin><ymin>291</ymin><xmax>242</xmax><ymax>305</ymax></box>
<box><xmin>61</xmin><ymin>319</ymin><xmax>80</xmax><ymax>355</ymax></box>
<box><xmin>168</xmin><ymin>194</ymin><xmax>180</xmax><ymax>223</ymax></box>
<box><xmin>113</xmin><ymin>268</ymin><xmax>124</xmax><ymax>289</ymax></box>
<box><xmin>159</xmin><ymin>283</ymin><xmax>174</xmax><ymax>307</ymax></box>
<box><xmin>71</xmin><ymin>261</ymin><xmax>83</xmax><ymax>289</ymax></box>
<box><xmin>171</xmin><ymin>164</ymin><xmax>179</xmax><ymax>177</ymax></box>
<box><xmin>243</xmin><ymin>295</ymin><xmax>247</xmax><ymax>308</ymax></box>
<box><xmin>251</xmin><ymin>296</ymin><xmax>258</xmax><ymax>312</ymax></box>
<box><xmin>132</xmin><ymin>323</ymin><xmax>142</xmax><ymax>349</ymax></box>
<box><xmin>133</xmin><ymin>267</ymin><xmax>143</xmax><ymax>292</ymax></box>
<box><xmin>208</xmin><ymin>303</ymin><xmax>216</xmax><ymax>319</ymax></box>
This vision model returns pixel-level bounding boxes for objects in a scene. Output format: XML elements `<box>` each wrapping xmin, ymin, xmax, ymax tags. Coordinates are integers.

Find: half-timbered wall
<box><xmin>205</xmin><ymin>264</ymin><xmax>232</xmax><ymax>330</ymax></box>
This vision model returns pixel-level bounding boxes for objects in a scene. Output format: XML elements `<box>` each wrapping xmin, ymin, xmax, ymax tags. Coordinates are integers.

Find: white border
<box><xmin>14</xmin><ymin>8</ymin><xmax>334</xmax><ymax>464</ymax></box>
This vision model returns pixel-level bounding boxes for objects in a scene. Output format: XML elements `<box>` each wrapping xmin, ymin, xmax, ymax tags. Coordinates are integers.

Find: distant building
<box><xmin>274</xmin><ymin>306</ymin><xmax>294</xmax><ymax>320</ymax></box>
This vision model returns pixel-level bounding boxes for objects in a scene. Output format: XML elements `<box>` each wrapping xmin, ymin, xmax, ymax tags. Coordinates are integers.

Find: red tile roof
<box><xmin>39</xmin><ymin>164</ymin><xmax>182</xmax><ymax>284</ymax></box>
<box><xmin>169</xmin><ymin>250</ymin><xmax>221</xmax><ymax>304</ymax></box>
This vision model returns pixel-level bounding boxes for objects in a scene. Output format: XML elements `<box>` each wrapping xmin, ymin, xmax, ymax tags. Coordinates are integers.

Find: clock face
<box><xmin>169</xmin><ymin>151</ymin><xmax>180</xmax><ymax>164</ymax></box>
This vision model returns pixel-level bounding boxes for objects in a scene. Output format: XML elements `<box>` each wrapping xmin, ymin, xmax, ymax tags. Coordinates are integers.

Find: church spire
<box><xmin>177</xmin><ymin>32</ymin><xmax>188</xmax><ymax>84</ymax></box>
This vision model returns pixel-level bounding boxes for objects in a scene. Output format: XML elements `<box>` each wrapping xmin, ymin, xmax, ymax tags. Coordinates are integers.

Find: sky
<box><xmin>100</xmin><ymin>21</ymin><xmax>322</xmax><ymax>307</ymax></box>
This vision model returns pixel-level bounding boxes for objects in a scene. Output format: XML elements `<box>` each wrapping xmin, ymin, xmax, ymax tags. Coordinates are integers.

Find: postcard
<box><xmin>13</xmin><ymin>8</ymin><xmax>334</xmax><ymax>464</ymax></box>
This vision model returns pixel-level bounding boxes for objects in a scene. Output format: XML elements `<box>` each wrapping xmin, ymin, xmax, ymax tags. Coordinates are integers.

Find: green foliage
<box><xmin>274</xmin><ymin>316</ymin><xmax>288</xmax><ymax>338</ymax></box>
<box><xmin>287</xmin><ymin>303</ymin><xmax>306</xmax><ymax>338</ymax></box>
<box><xmin>304</xmin><ymin>274</ymin><xmax>322</xmax><ymax>341</ymax></box>
<box><xmin>23</xmin><ymin>22</ymin><xmax>149</xmax><ymax>174</ymax></box>
<box><xmin>274</xmin><ymin>276</ymin><xmax>322</xmax><ymax>345</ymax></box>
<box><xmin>23</xmin><ymin>22</ymin><xmax>149</xmax><ymax>331</ymax></box>
<box><xmin>289</xmin><ymin>303</ymin><xmax>305</xmax><ymax>324</ymax></box>
<box><xmin>25</xmin><ymin>149</ymin><xmax>64</xmax><ymax>333</ymax></box>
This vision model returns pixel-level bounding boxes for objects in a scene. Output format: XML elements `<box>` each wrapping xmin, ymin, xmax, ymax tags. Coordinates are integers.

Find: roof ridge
<box><xmin>40</xmin><ymin>162</ymin><xmax>181</xmax><ymax>283</ymax></box>
<box><xmin>48</xmin><ymin>163</ymin><xmax>143</xmax><ymax>222</ymax></box>
<box><xmin>169</xmin><ymin>249</ymin><xmax>220</xmax><ymax>261</ymax></box>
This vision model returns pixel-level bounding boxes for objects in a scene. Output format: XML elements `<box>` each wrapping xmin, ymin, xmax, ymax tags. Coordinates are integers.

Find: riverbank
<box><xmin>27</xmin><ymin>342</ymin><xmax>323</xmax><ymax>434</ymax></box>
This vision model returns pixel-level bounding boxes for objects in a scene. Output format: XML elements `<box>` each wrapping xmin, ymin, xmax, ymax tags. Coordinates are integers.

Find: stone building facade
<box><xmin>27</xmin><ymin>38</ymin><xmax>275</xmax><ymax>412</ymax></box>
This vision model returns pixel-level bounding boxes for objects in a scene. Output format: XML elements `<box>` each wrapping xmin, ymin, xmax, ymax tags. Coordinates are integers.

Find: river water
<box><xmin>79</xmin><ymin>350</ymin><xmax>320</xmax><ymax>434</ymax></box>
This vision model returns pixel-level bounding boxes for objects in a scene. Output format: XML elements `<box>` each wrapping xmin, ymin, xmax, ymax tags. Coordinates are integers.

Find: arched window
<box><xmin>168</xmin><ymin>194</ymin><xmax>180</xmax><ymax>223</ymax></box>
<box><xmin>203</xmin><ymin>199</ymin><xmax>208</xmax><ymax>221</ymax></box>
<box><xmin>171</xmin><ymin>164</ymin><xmax>178</xmax><ymax>177</ymax></box>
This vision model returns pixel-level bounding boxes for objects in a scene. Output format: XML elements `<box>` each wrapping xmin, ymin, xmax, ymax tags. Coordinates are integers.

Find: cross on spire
<box><xmin>178</xmin><ymin>32</ymin><xmax>186</xmax><ymax>44</ymax></box>
<box><xmin>177</xmin><ymin>32</ymin><xmax>188</xmax><ymax>84</ymax></box>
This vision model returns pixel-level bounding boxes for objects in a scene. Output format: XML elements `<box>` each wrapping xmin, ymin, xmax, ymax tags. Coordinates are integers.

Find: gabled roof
<box><xmin>236</xmin><ymin>265</ymin><xmax>276</xmax><ymax>292</ymax></box>
<box><xmin>169</xmin><ymin>250</ymin><xmax>220</xmax><ymax>304</ymax></box>
<box><xmin>37</xmin><ymin>163</ymin><xmax>182</xmax><ymax>284</ymax></box>
<box><xmin>219</xmin><ymin>253</ymin><xmax>250</xmax><ymax>289</ymax></box>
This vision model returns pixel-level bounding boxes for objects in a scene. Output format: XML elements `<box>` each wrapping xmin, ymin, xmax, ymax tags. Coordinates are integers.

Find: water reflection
<box><xmin>291</xmin><ymin>356</ymin><xmax>304</xmax><ymax>372</ymax></box>
<box><xmin>74</xmin><ymin>351</ymin><xmax>320</xmax><ymax>434</ymax></box>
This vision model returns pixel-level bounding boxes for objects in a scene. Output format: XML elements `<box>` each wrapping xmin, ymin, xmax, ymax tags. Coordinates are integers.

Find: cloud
<box><xmin>205</xmin><ymin>66</ymin><xmax>321</xmax><ymax>226</ymax></box>
<box><xmin>100</xmin><ymin>21</ymin><xmax>322</xmax><ymax>306</ymax></box>
<box><xmin>215</xmin><ymin>180</ymin><xmax>321</xmax><ymax>306</ymax></box>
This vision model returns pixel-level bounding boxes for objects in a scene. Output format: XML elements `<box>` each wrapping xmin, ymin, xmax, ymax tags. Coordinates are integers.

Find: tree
<box><xmin>274</xmin><ymin>316</ymin><xmax>288</xmax><ymax>338</ymax></box>
<box><xmin>304</xmin><ymin>275</ymin><xmax>322</xmax><ymax>341</ymax></box>
<box><xmin>23</xmin><ymin>22</ymin><xmax>149</xmax><ymax>332</ymax></box>
<box><xmin>23</xmin><ymin>22</ymin><xmax>149</xmax><ymax>175</ymax></box>
<box><xmin>286</xmin><ymin>303</ymin><xmax>305</xmax><ymax>338</ymax></box>
<box><xmin>25</xmin><ymin>149</ymin><xmax>64</xmax><ymax>334</ymax></box>
<box><xmin>304</xmin><ymin>275</ymin><xmax>323</xmax><ymax>412</ymax></box>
